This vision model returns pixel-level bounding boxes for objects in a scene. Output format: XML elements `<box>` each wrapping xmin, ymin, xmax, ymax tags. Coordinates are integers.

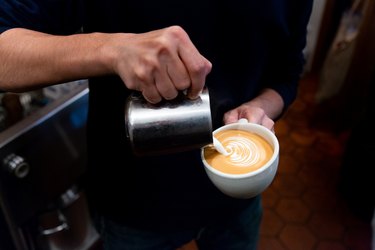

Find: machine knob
<box><xmin>3</xmin><ymin>154</ymin><xmax>30</xmax><ymax>178</ymax></box>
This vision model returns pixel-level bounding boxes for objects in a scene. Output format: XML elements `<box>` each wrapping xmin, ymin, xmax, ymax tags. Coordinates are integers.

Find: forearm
<box><xmin>0</xmin><ymin>26</ymin><xmax>211</xmax><ymax>104</ymax></box>
<box><xmin>246</xmin><ymin>88</ymin><xmax>284</xmax><ymax>120</ymax></box>
<box><xmin>223</xmin><ymin>88</ymin><xmax>284</xmax><ymax>130</ymax></box>
<box><xmin>0</xmin><ymin>28</ymin><xmax>115</xmax><ymax>92</ymax></box>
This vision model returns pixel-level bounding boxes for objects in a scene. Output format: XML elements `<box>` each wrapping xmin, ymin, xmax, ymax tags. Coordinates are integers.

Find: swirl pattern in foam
<box><xmin>204</xmin><ymin>129</ymin><xmax>273</xmax><ymax>174</ymax></box>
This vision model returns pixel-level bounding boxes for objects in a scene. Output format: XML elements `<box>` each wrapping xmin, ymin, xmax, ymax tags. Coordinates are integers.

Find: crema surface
<box><xmin>204</xmin><ymin>130</ymin><xmax>273</xmax><ymax>174</ymax></box>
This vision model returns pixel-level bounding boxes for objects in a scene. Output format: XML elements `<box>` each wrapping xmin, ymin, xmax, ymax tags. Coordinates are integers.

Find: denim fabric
<box><xmin>93</xmin><ymin>196</ymin><xmax>262</xmax><ymax>250</ymax></box>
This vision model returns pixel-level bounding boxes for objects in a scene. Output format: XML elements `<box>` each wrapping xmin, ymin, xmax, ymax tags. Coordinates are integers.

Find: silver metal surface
<box><xmin>0</xmin><ymin>81</ymin><xmax>99</xmax><ymax>250</ymax></box>
<box><xmin>2</xmin><ymin>154</ymin><xmax>30</xmax><ymax>178</ymax></box>
<box><xmin>125</xmin><ymin>87</ymin><xmax>213</xmax><ymax>156</ymax></box>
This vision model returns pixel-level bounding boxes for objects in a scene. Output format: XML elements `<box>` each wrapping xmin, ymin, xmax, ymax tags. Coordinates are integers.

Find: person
<box><xmin>0</xmin><ymin>1</ymin><xmax>313</xmax><ymax>249</ymax></box>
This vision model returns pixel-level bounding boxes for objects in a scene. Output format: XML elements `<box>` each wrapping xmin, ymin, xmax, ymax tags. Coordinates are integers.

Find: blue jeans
<box><xmin>94</xmin><ymin>196</ymin><xmax>262</xmax><ymax>250</ymax></box>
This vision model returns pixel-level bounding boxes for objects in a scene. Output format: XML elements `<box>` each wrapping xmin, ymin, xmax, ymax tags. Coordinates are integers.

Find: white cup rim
<box><xmin>201</xmin><ymin>121</ymin><xmax>279</xmax><ymax>179</ymax></box>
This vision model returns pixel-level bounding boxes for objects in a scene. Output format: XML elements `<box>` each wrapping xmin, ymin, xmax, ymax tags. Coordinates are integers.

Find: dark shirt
<box><xmin>0</xmin><ymin>0</ymin><xmax>313</xmax><ymax>231</ymax></box>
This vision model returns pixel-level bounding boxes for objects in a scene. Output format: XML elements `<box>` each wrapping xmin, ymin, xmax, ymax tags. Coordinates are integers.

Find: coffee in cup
<box><xmin>203</xmin><ymin>129</ymin><xmax>274</xmax><ymax>175</ymax></box>
<box><xmin>201</xmin><ymin>118</ymin><xmax>279</xmax><ymax>199</ymax></box>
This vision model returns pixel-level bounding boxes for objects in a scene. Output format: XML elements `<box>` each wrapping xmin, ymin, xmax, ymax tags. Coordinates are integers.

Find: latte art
<box><xmin>204</xmin><ymin>130</ymin><xmax>273</xmax><ymax>174</ymax></box>
<box><xmin>226</xmin><ymin>136</ymin><xmax>263</xmax><ymax>167</ymax></box>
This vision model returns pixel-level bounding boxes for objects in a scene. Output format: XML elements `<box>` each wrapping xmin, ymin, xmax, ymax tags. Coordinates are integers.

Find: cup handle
<box><xmin>238</xmin><ymin>118</ymin><xmax>249</xmax><ymax>123</ymax></box>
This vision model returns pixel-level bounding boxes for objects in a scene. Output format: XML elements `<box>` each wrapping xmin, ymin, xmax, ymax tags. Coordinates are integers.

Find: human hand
<box><xmin>109</xmin><ymin>25</ymin><xmax>212</xmax><ymax>103</ymax></box>
<box><xmin>222</xmin><ymin>89</ymin><xmax>285</xmax><ymax>132</ymax></box>
<box><xmin>223</xmin><ymin>104</ymin><xmax>275</xmax><ymax>132</ymax></box>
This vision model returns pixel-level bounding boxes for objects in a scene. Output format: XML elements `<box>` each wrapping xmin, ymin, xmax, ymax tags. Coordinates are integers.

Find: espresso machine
<box><xmin>0</xmin><ymin>81</ymin><xmax>99</xmax><ymax>250</ymax></box>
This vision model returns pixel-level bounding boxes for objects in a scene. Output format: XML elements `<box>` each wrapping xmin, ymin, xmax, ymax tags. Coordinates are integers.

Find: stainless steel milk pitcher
<box><xmin>125</xmin><ymin>87</ymin><xmax>212</xmax><ymax>156</ymax></box>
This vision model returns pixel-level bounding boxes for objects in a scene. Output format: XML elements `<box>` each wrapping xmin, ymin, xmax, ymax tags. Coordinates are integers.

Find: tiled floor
<box><xmin>178</xmin><ymin>73</ymin><xmax>373</xmax><ymax>250</ymax></box>
<box><xmin>257</xmin><ymin>73</ymin><xmax>373</xmax><ymax>250</ymax></box>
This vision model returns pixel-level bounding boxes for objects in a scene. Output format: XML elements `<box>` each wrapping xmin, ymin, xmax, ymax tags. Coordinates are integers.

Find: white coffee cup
<box><xmin>201</xmin><ymin>118</ymin><xmax>279</xmax><ymax>199</ymax></box>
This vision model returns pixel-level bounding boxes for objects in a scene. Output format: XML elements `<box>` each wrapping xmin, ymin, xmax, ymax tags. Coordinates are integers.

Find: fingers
<box><xmin>155</xmin><ymin>42</ymin><xmax>211</xmax><ymax>101</ymax></box>
<box><xmin>115</xmin><ymin>26</ymin><xmax>211</xmax><ymax>103</ymax></box>
<box><xmin>149</xmin><ymin>26</ymin><xmax>212</xmax><ymax>102</ymax></box>
<box><xmin>131</xmin><ymin>66</ymin><xmax>162</xmax><ymax>104</ymax></box>
<box><xmin>186</xmin><ymin>57</ymin><xmax>212</xmax><ymax>100</ymax></box>
<box><xmin>141</xmin><ymin>85</ymin><xmax>162</xmax><ymax>104</ymax></box>
<box><xmin>176</xmin><ymin>29</ymin><xmax>212</xmax><ymax>99</ymax></box>
<box><xmin>154</xmin><ymin>47</ymin><xmax>190</xmax><ymax>100</ymax></box>
<box><xmin>223</xmin><ymin>106</ymin><xmax>275</xmax><ymax>132</ymax></box>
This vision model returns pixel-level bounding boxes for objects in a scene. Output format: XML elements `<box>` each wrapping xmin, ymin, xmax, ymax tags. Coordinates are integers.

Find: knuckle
<box><xmin>135</xmin><ymin>61</ymin><xmax>158</xmax><ymax>82</ymax></box>
<box><xmin>134</xmin><ymin>67</ymin><xmax>148</xmax><ymax>82</ymax></box>
<box><xmin>167</xmin><ymin>25</ymin><xmax>185</xmax><ymax>37</ymax></box>
<box><xmin>163</xmin><ymin>26</ymin><xmax>188</xmax><ymax>45</ymax></box>
<box><xmin>190</xmin><ymin>60</ymin><xmax>209</xmax><ymax>76</ymax></box>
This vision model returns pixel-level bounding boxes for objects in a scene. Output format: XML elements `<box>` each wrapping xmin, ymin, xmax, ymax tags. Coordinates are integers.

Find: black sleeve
<box><xmin>262</xmin><ymin>0</ymin><xmax>314</xmax><ymax>110</ymax></box>
<box><xmin>0</xmin><ymin>0</ymin><xmax>84</xmax><ymax>34</ymax></box>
